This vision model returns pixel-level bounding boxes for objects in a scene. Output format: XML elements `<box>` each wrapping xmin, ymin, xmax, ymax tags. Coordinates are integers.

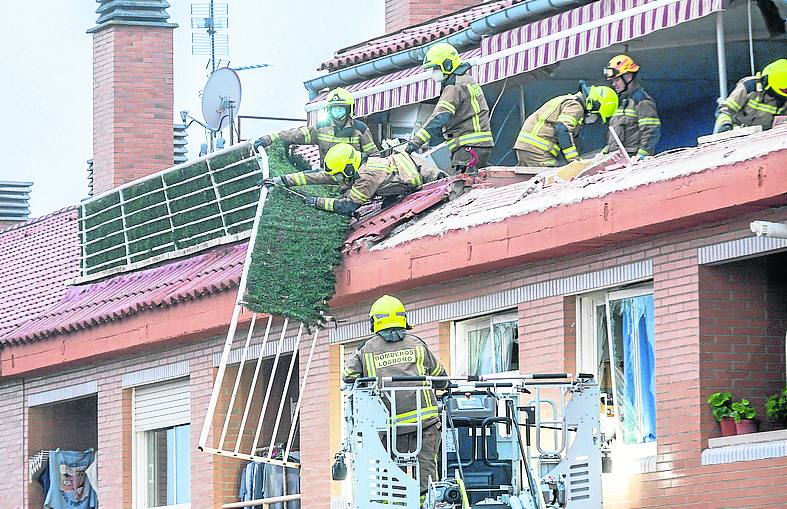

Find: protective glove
<box><xmin>405</xmin><ymin>142</ymin><xmax>420</xmax><ymax>154</ymax></box>
<box><xmin>261</xmin><ymin>176</ymin><xmax>283</xmax><ymax>188</ymax></box>
<box><xmin>253</xmin><ymin>136</ymin><xmax>271</xmax><ymax>150</ymax></box>
<box><xmin>714</xmin><ymin>123</ymin><xmax>733</xmax><ymax>134</ymax></box>
<box><xmin>303</xmin><ymin>196</ymin><xmax>318</xmax><ymax>207</ymax></box>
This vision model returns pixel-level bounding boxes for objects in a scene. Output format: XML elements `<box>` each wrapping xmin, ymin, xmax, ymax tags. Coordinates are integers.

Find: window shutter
<box><xmin>133</xmin><ymin>377</ymin><xmax>190</xmax><ymax>432</ymax></box>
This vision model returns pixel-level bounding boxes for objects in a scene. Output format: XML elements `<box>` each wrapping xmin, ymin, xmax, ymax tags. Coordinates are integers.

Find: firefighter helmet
<box><xmin>423</xmin><ymin>42</ymin><xmax>461</xmax><ymax>75</ymax></box>
<box><xmin>762</xmin><ymin>59</ymin><xmax>787</xmax><ymax>98</ymax></box>
<box><xmin>324</xmin><ymin>143</ymin><xmax>361</xmax><ymax>177</ymax></box>
<box><xmin>586</xmin><ymin>85</ymin><xmax>619</xmax><ymax>123</ymax></box>
<box><xmin>604</xmin><ymin>54</ymin><xmax>640</xmax><ymax>79</ymax></box>
<box><xmin>369</xmin><ymin>295</ymin><xmax>408</xmax><ymax>333</ymax></box>
<box><xmin>325</xmin><ymin>87</ymin><xmax>354</xmax><ymax>117</ymax></box>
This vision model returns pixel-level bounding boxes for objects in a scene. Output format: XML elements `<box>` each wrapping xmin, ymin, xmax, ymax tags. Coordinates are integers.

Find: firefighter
<box><xmin>262</xmin><ymin>143</ymin><xmax>436</xmax><ymax>216</ymax></box>
<box><xmin>343</xmin><ymin>295</ymin><xmax>447</xmax><ymax>499</ymax></box>
<box><xmin>407</xmin><ymin>42</ymin><xmax>494</xmax><ymax>174</ymax></box>
<box><xmin>603</xmin><ymin>54</ymin><xmax>661</xmax><ymax>159</ymax></box>
<box><xmin>714</xmin><ymin>58</ymin><xmax>787</xmax><ymax>133</ymax></box>
<box><xmin>514</xmin><ymin>83</ymin><xmax>618</xmax><ymax>167</ymax></box>
<box><xmin>253</xmin><ymin>87</ymin><xmax>380</xmax><ymax>162</ymax></box>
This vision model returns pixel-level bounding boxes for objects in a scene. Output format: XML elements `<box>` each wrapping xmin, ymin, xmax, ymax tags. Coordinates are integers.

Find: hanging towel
<box><xmin>44</xmin><ymin>449</ymin><xmax>98</xmax><ymax>509</ymax></box>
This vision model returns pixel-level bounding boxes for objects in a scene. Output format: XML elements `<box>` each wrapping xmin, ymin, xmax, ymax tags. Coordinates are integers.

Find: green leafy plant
<box><xmin>766</xmin><ymin>388</ymin><xmax>787</xmax><ymax>423</ymax></box>
<box><xmin>730</xmin><ymin>398</ymin><xmax>757</xmax><ymax>423</ymax></box>
<box><xmin>707</xmin><ymin>392</ymin><xmax>733</xmax><ymax>422</ymax></box>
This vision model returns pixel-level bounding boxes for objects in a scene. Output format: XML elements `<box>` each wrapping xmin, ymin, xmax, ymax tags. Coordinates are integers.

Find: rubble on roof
<box><xmin>372</xmin><ymin>125</ymin><xmax>787</xmax><ymax>251</ymax></box>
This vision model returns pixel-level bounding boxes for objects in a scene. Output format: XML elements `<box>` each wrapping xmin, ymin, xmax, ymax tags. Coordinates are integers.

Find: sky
<box><xmin>0</xmin><ymin>1</ymin><xmax>384</xmax><ymax>217</ymax></box>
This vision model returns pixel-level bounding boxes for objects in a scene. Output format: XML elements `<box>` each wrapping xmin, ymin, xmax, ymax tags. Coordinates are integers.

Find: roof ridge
<box><xmin>0</xmin><ymin>205</ymin><xmax>78</xmax><ymax>235</ymax></box>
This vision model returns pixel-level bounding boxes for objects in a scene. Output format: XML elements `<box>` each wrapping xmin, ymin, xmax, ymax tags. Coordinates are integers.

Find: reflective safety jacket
<box><xmin>343</xmin><ymin>332</ymin><xmax>446</xmax><ymax>434</ymax></box>
<box><xmin>515</xmin><ymin>93</ymin><xmax>584</xmax><ymax>162</ymax></box>
<box><xmin>411</xmin><ymin>65</ymin><xmax>494</xmax><ymax>152</ymax></box>
<box><xmin>262</xmin><ymin>117</ymin><xmax>380</xmax><ymax>161</ymax></box>
<box><xmin>280</xmin><ymin>152</ymin><xmax>428</xmax><ymax>215</ymax></box>
<box><xmin>605</xmin><ymin>84</ymin><xmax>661</xmax><ymax>157</ymax></box>
<box><xmin>715</xmin><ymin>75</ymin><xmax>787</xmax><ymax>132</ymax></box>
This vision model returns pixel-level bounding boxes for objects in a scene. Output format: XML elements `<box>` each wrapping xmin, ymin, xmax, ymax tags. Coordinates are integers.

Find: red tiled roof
<box><xmin>3</xmin><ymin>242</ymin><xmax>247</xmax><ymax>344</ymax></box>
<box><xmin>344</xmin><ymin>174</ymin><xmax>475</xmax><ymax>251</ymax></box>
<box><xmin>0</xmin><ymin>208</ymin><xmax>81</xmax><ymax>341</ymax></box>
<box><xmin>319</xmin><ymin>0</ymin><xmax>519</xmax><ymax>72</ymax></box>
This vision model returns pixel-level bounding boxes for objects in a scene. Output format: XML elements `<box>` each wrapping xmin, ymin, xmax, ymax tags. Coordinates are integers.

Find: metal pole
<box><xmin>747</xmin><ymin>0</ymin><xmax>755</xmax><ymax>75</ymax></box>
<box><xmin>198</xmin><ymin>146</ymin><xmax>270</xmax><ymax>451</ymax></box>
<box><xmin>283</xmin><ymin>329</ymin><xmax>321</xmax><ymax>460</ymax></box>
<box><xmin>217</xmin><ymin>313</ymin><xmax>258</xmax><ymax>448</ymax></box>
<box><xmin>234</xmin><ymin>315</ymin><xmax>273</xmax><ymax>453</ymax></box>
<box><xmin>222</xmin><ymin>494</ymin><xmax>301</xmax><ymax>509</ymax></box>
<box><xmin>267</xmin><ymin>323</ymin><xmax>305</xmax><ymax>458</ymax></box>
<box><xmin>716</xmin><ymin>11</ymin><xmax>728</xmax><ymax>101</ymax></box>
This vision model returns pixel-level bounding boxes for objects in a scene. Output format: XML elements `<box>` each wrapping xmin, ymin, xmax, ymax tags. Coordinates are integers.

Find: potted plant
<box><xmin>731</xmin><ymin>398</ymin><xmax>758</xmax><ymax>434</ymax></box>
<box><xmin>765</xmin><ymin>388</ymin><xmax>787</xmax><ymax>427</ymax></box>
<box><xmin>707</xmin><ymin>392</ymin><xmax>736</xmax><ymax>436</ymax></box>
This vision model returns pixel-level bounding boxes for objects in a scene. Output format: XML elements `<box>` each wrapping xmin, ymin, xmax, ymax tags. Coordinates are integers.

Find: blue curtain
<box><xmin>620</xmin><ymin>296</ymin><xmax>656</xmax><ymax>444</ymax></box>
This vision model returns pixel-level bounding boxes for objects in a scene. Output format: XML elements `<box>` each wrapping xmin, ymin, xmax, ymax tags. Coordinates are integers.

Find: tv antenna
<box><xmin>191</xmin><ymin>1</ymin><xmax>228</xmax><ymax>74</ymax></box>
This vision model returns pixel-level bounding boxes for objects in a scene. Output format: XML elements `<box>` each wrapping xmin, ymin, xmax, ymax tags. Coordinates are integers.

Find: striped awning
<box><xmin>306</xmin><ymin>0</ymin><xmax>726</xmax><ymax>123</ymax></box>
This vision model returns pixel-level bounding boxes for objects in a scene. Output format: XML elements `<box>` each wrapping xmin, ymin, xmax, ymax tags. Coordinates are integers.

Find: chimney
<box><xmin>385</xmin><ymin>0</ymin><xmax>484</xmax><ymax>33</ymax></box>
<box><xmin>0</xmin><ymin>181</ymin><xmax>32</xmax><ymax>229</ymax></box>
<box><xmin>87</xmin><ymin>0</ymin><xmax>177</xmax><ymax>195</ymax></box>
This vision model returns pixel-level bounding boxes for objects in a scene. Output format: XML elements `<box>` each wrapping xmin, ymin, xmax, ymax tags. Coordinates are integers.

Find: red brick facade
<box><xmin>91</xmin><ymin>25</ymin><xmax>174</xmax><ymax>195</ymax></box>
<box><xmin>385</xmin><ymin>0</ymin><xmax>483</xmax><ymax>33</ymax></box>
<box><xmin>297</xmin><ymin>206</ymin><xmax>787</xmax><ymax>509</ymax></box>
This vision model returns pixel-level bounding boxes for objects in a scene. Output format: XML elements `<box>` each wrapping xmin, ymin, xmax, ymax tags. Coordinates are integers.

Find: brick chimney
<box><xmin>87</xmin><ymin>0</ymin><xmax>177</xmax><ymax>195</ymax></box>
<box><xmin>385</xmin><ymin>0</ymin><xmax>484</xmax><ymax>33</ymax></box>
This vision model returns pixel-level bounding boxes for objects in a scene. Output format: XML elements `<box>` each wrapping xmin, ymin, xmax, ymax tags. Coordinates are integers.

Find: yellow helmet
<box><xmin>324</xmin><ymin>143</ymin><xmax>361</xmax><ymax>177</ymax></box>
<box><xmin>423</xmin><ymin>42</ymin><xmax>461</xmax><ymax>75</ymax></box>
<box><xmin>762</xmin><ymin>58</ymin><xmax>787</xmax><ymax>98</ymax></box>
<box><xmin>325</xmin><ymin>87</ymin><xmax>354</xmax><ymax>117</ymax></box>
<box><xmin>586</xmin><ymin>85</ymin><xmax>619</xmax><ymax>123</ymax></box>
<box><xmin>603</xmin><ymin>54</ymin><xmax>640</xmax><ymax>79</ymax></box>
<box><xmin>369</xmin><ymin>295</ymin><xmax>408</xmax><ymax>333</ymax></box>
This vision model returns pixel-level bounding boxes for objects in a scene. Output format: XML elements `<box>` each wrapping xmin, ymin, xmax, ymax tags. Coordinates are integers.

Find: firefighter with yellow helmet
<box><xmin>262</xmin><ymin>143</ymin><xmax>437</xmax><ymax>215</ymax></box>
<box><xmin>514</xmin><ymin>83</ymin><xmax>618</xmax><ymax>167</ymax></box>
<box><xmin>714</xmin><ymin>58</ymin><xmax>787</xmax><ymax>133</ymax></box>
<box><xmin>254</xmin><ymin>87</ymin><xmax>380</xmax><ymax>162</ymax></box>
<box><xmin>603</xmin><ymin>54</ymin><xmax>661</xmax><ymax>159</ymax></box>
<box><xmin>407</xmin><ymin>42</ymin><xmax>494</xmax><ymax>174</ymax></box>
<box><xmin>343</xmin><ymin>295</ymin><xmax>447</xmax><ymax>498</ymax></box>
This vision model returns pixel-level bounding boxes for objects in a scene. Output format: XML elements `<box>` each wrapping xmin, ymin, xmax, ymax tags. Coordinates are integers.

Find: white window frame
<box><xmin>451</xmin><ymin>311</ymin><xmax>519</xmax><ymax>377</ymax></box>
<box><xmin>131</xmin><ymin>386</ymin><xmax>191</xmax><ymax>509</ymax></box>
<box><xmin>577</xmin><ymin>287</ymin><xmax>657</xmax><ymax>463</ymax></box>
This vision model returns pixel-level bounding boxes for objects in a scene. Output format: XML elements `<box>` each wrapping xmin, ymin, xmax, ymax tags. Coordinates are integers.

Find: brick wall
<box><xmin>385</xmin><ymin>0</ymin><xmax>483</xmax><ymax>33</ymax></box>
<box><xmin>92</xmin><ymin>25</ymin><xmax>174</xmax><ymax>194</ymax></box>
<box><xmin>699</xmin><ymin>254</ymin><xmax>787</xmax><ymax>440</ymax></box>
<box><xmin>319</xmin><ymin>206</ymin><xmax>787</xmax><ymax>509</ymax></box>
<box><xmin>0</xmin><ymin>328</ymin><xmax>297</xmax><ymax>509</ymax></box>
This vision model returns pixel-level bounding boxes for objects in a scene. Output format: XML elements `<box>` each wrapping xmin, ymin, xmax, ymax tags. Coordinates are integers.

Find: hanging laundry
<box><xmin>44</xmin><ymin>449</ymin><xmax>98</xmax><ymax>509</ymax></box>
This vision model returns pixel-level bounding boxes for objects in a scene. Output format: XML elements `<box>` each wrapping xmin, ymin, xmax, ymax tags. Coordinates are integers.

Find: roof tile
<box><xmin>319</xmin><ymin>0</ymin><xmax>518</xmax><ymax>72</ymax></box>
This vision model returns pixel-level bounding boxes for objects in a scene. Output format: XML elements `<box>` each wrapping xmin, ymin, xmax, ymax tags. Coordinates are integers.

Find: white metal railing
<box><xmin>222</xmin><ymin>494</ymin><xmax>301</xmax><ymax>509</ymax></box>
<box><xmin>79</xmin><ymin>143</ymin><xmax>263</xmax><ymax>280</ymax></box>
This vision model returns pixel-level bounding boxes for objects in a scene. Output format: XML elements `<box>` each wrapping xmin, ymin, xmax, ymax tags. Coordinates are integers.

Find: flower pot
<box><xmin>720</xmin><ymin>416</ymin><xmax>737</xmax><ymax>436</ymax></box>
<box><xmin>735</xmin><ymin>419</ymin><xmax>759</xmax><ymax>435</ymax></box>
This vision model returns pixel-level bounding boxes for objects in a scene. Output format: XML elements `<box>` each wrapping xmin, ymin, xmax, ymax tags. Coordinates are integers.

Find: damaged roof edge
<box><xmin>303</xmin><ymin>0</ymin><xmax>586</xmax><ymax>97</ymax></box>
<box><xmin>330</xmin><ymin>146</ymin><xmax>787</xmax><ymax>307</ymax></box>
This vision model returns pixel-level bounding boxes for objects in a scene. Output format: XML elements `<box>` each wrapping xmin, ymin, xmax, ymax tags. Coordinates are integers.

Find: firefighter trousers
<box><xmin>515</xmin><ymin>148</ymin><xmax>557</xmax><ymax>168</ymax></box>
<box><xmin>390</xmin><ymin>421</ymin><xmax>441</xmax><ymax>494</ymax></box>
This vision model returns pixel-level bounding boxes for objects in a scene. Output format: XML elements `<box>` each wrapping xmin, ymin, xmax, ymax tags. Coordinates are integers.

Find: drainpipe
<box><xmin>715</xmin><ymin>11</ymin><xmax>728</xmax><ymax>102</ymax></box>
<box><xmin>304</xmin><ymin>0</ymin><xmax>585</xmax><ymax>98</ymax></box>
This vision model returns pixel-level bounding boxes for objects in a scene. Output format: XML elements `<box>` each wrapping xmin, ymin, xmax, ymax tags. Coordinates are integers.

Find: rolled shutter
<box><xmin>133</xmin><ymin>377</ymin><xmax>190</xmax><ymax>432</ymax></box>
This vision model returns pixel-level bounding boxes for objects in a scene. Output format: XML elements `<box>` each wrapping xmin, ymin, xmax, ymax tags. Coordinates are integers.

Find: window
<box><xmin>133</xmin><ymin>378</ymin><xmax>191</xmax><ymax>509</ymax></box>
<box><xmin>452</xmin><ymin>312</ymin><xmax>519</xmax><ymax>376</ymax></box>
<box><xmin>578</xmin><ymin>288</ymin><xmax>656</xmax><ymax>446</ymax></box>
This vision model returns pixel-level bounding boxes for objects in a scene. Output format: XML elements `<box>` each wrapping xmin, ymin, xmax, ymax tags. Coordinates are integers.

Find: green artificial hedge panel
<box><xmin>81</xmin><ymin>144</ymin><xmax>263</xmax><ymax>274</ymax></box>
<box><xmin>244</xmin><ymin>142</ymin><xmax>349</xmax><ymax>325</ymax></box>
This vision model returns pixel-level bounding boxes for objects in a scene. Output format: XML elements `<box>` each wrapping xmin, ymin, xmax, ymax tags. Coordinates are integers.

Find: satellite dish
<box><xmin>201</xmin><ymin>67</ymin><xmax>242</xmax><ymax>131</ymax></box>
